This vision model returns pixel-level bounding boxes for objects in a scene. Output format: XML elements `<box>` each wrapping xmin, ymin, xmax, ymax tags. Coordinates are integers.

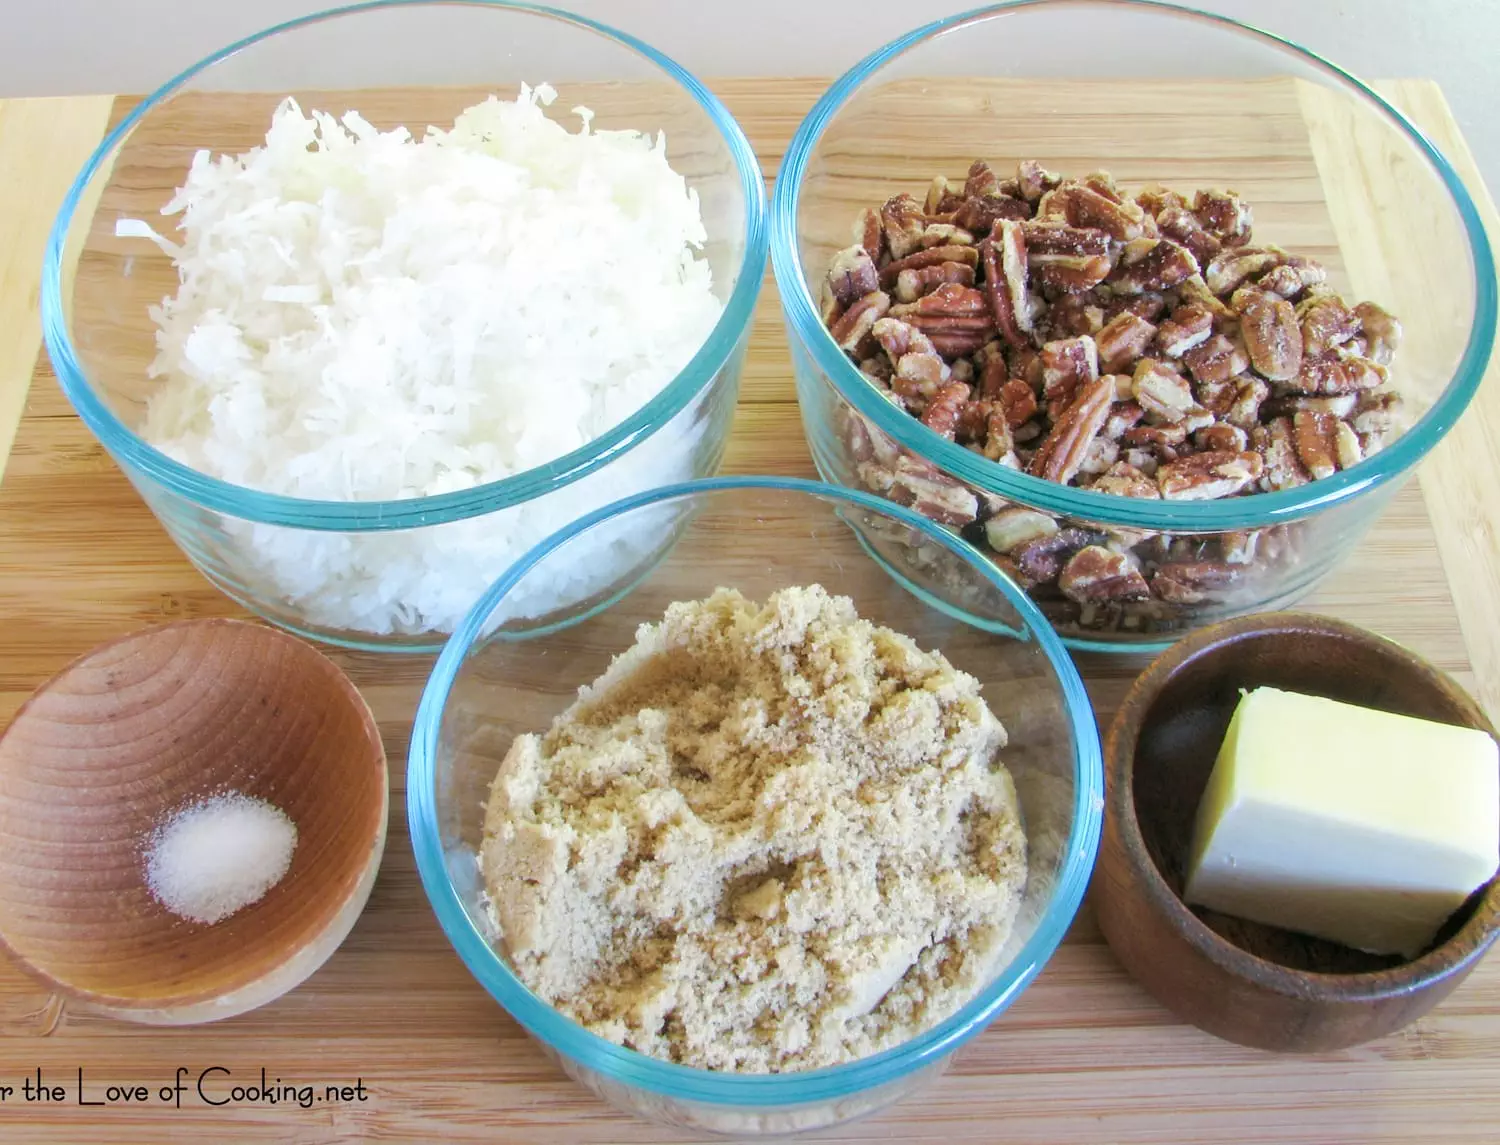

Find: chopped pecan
<box><xmin>1081</xmin><ymin>171</ymin><xmax>1125</xmax><ymax>203</ymax></box>
<box><xmin>1155</xmin><ymin>303</ymin><xmax>1215</xmax><ymax>358</ymax></box>
<box><xmin>854</xmin><ymin>207</ymin><xmax>884</xmax><ymax>261</ymax></box>
<box><xmin>1354</xmin><ymin>301</ymin><xmax>1403</xmax><ymax>365</ymax></box>
<box><xmin>1194</xmin><ymin>423</ymin><xmax>1248</xmax><ymax>453</ymax></box>
<box><xmin>1193</xmin><ymin>189</ymin><xmax>1253</xmax><ymax>247</ymax></box>
<box><xmin>881</xmin><ymin>193</ymin><xmax>929</xmax><ymax>259</ymax></box>
<box><xmin>1133</xmin><ymin>358</ymin><xmax>1208</xmax><ymax>426</ymax></box>
<box><xmin>1022</xmin><ymin>221</ymin><xmax>1114</xmax><ymax>293</ymax></box>
<box><xmin>1256</xmin><ymin>254</ymin><xmax>1326</xmax><ymax>300</ymax></box>
<box><xmin>1059</xmin><ymin>545</ymin><xmax>1151</xmax><ymax>602</ymax></box>
<box><xmin>1173</xmin><ymin>274</ymin><xmax>1236</xmax><ymax>321</ymax></box>
<box><xmin>873</xmin><ymin>317</ymin><xmax>948</xmax><ymax>408</ymax></box>
<box><xmin>1136</xmin><ymin>184</ymin><xmax>1188</xmax><ymax>216</ymax></box>
<box><xmin>830</xmin><ymin>290</ymin><xmax>892</xmax><ymax>352</ymax></box>
<box><xmin>918</xmin><ymin>223</ymin><xmax>976</xmax><ymax>249</ymax></box>
<box><xmin>1102</xmin><ymin>399</ymin><xmax>1146</xmax><ymax>439</ymax></box>
<box><xmin>1095</xmin><ymin>311</ymin><xmax>1158</xmax><ymax>373</ymax></box>
<box><xmin>1044</xmin><ymin>293</ymin><xmax>1107</xmax><ymax>339</ymax></box>
<box><xmin>998</xmin><ymin>378</ymin><xmax>1039</xmax><ymax>427</ymax></box>
<box><xmin>983</xmin><ymin>507</ymin><xmax>1059</xmax><ymax>554</ymax></box>
<box><xmin>1221</xmin><ymin>530</ymin><xmax>1260</xmax><ymax>565</ymax></box>
<box><xmin>1041</xmin><ymin>336</ymin><xmax>1100</xmax><ymax>412</ymax></box>
<box><xmin>1254</xmin><ymin>416</ymin><xmax>1309</xmax><ymax>490</ymax></box>
<box><xmin>1235</xmin><ymin>287</ymin><xmax>1304</xmax><ymax>381</ymax></box>
<box><xmin>1299</xmin><ymin>294</ymin><xmax>1360</xmax><ymax>356</ymax></box>
<box><xmin>955</xmin><ymin>194</ymin><xmax>1031</xmax><ymax>234</ymax></box>
<box><xmin>1156</xmin><ymin>205</ymin><xmax>1221</xmax><ymax>266</ymax></box>
<box><xmin>1194</xmin><ymin>375</ymin><xmax>1237</xmax><ymax>417</ymax></box>
<box><xmin>887</xmin><ymin>455</ymin><xmax>979</xmax><ymax>525</ymax></box>
<box><xmin>1091</xmin><ymin>460</ymin><xmax>1160</xmax><ymax>499</ymax></box>
<box><xmin>1204</xmin><ymin>247</ymin><xmax>1279</xmax><ymax>297</ymax></box>
<box><xmin>826</xmin><ymin>245</ymin><xmax>881</xmax><ymax>311</ymax></box>
<box><xmin>1027</xmin><ymin>376</ymin><xmax>1114</xmax><ymax>485</ymax></box>
<box><xmin>1008</xmin><ymin>343</ymin><xmax>1044</xmax><ymax>390</ymax></box>
<box><xmin>925</xmin><ymin>175</ymin><xmax>964</xmax><ymax>216</ymax></box>
<box><xmin>1286</xmin><ymin>351</ymin><xmax>1387</xmax><ymax>396</ymax></box>
<box><xmin>1016</xmin><ymin>159</ymin><xmax>1062</xmax><ymax>203</ymax></box>
<box><xmin>1078</xmin><ymin>436</ymin><xmax>1121</xmax><ymax>477</ymax></box>
<box><xmin>1351</xmin><ymin>390</ymin><xmax>1403</xmax><ymax>448</ymax></box>
<box><xmin>1262</xmin><ymin>392</ymin><xmax>1358</xmax><ymax>420</ymax></box>
<box><xmin>965</xmin><ymin>160</ymin><xmax>1001</xmax><ymax>199</ymax></box>
<box><xmin>1291</xmin><ymin>409</ymin><xmax>1362</xmax><ymax>479</ymax></box>
<box><xmin>1157</xmin><ymin>450</ymin><xmax>1265</xmax><ymax>500</ymax></box>
<box><xmin>1120</xmin><ymin>422</ymin><xmax>1189</xmax><ymax>464</ymax></box>
<box><xmin>1049</xmin><ymin>182</ymin><xmax>1146</xmax><ymax>241</ymax></box>
<box><xmin>879</xmin><ymin>244</ymin><xmax>981</xmax><ymax>291</ymax></box>
<box><xmin>1152</xmin><ymin>560</ymin><xmax>1242</xmax><ymax>604</ymax></box>
<box><xmin>894</xmin><ymin>260</ymin><xmax>976</xmax><ymax>303</ymax></box>
<box><xmin>1225</xmin><ymin>374</ymin><xmax>1269</xmax><ymax>429</ymax></box>
<box><xmin>1108</xmin><ymin>238</ymin><xmax>1198</xmax><ymax>294</ymax></box>
<box><xmin>1012</xmin><ymin>527</ymin><xmax>1099</xmax><ymax>584</ymax></box>
<box><xmin>919</xmin><ymin>382</ymin><xmax>973</xmax><ymax>439</ymax></box>
<box><xmin>1182</xmin><ymin>333</ymin><xmax>1250</xmax><ymax>385</ymax></box>
<box><xmin>980</xmin><ymin>221</ymin><xmax>1034</xmax><ymax>348</ymax></box>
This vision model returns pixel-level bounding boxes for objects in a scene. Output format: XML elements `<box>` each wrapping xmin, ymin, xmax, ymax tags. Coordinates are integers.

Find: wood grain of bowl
<box><xmin>1093</xmin><ymin>612</ymin><xmax>1500</xmax><ymax>1052</ymax></box>
<box><xmin>0</xmin><ymin>618</ymin><xmax>387</xmax><ymax>1024</ymax></box>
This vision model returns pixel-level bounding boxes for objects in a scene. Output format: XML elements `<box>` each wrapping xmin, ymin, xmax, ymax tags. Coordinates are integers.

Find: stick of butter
<box><xmin>1183</xmin><ymin>686</ymin><xmax>1500</xmax><ymax>958</ymax></box>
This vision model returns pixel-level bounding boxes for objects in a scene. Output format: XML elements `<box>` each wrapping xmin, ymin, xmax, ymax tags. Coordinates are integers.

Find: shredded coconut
<box><xmin>126</xmin><ymin>84</ymin><xmax>723</xmax><ymax>636</ymax></box>
<box><xmin>144</xmin><ymin>793</ymin><xmax>298</xmax><ymax>925</ymax></box>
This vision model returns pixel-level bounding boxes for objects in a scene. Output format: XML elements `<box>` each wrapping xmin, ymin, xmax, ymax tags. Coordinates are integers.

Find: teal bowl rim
<box><xmin>406</xmin><ymin>475</ymin><xmax>1104</xmax><ymax>1107</ymax></box>
<box><xmin>40</xmin><ymin>0</ymin><xmax>768</xmax><ymax>533</ymax></box>
<box><xmin>769</xmin><ymin>0</ymin><xmax>1498</xmax><ymax>532</ymax></box>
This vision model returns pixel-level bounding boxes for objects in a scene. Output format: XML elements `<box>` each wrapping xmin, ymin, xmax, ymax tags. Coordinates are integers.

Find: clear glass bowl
<box><xmin>407</xmin><ymin>476</ymin><xmax>1102</xmax><ymax>1135</ymax></box>
<box><xmin>770</xmin><ymin>0</ymin><xmax>1496</xmax><ymax>652</ymax></box>
<box><xmin>41</xmin><ymin>0</ymin><xmax>766</xmax><ymax>652</ymax></box>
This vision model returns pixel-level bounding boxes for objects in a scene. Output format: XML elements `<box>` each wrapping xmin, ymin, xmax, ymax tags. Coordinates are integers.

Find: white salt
<box><xmin>144</xmin><ymin>793</ymin><xmax>298</xmax><ymax>924</ymax></box>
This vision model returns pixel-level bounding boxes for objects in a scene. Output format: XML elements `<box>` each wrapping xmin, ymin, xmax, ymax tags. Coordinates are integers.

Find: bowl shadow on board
<box><xmin>1131</xmin><ymin>627</ymin><xmax>1491</xmax><ymax>974</ymax></box>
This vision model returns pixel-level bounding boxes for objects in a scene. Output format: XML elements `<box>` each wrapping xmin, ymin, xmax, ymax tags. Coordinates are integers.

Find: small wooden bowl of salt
<box><xmin>0</xmin><ymin>618</ymin><xmax>386</xmax><ymax>1023</ymax></box>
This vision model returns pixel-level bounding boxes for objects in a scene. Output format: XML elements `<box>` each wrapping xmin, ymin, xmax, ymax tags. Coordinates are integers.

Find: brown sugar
<box><xmin>480</xmin><ymin>584</ymin><xmax>1028</xmax><ymax>1072</ymax></box>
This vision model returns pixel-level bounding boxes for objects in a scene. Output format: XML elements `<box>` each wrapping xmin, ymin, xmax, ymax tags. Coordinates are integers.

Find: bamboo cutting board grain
<box><xmin>0</xmin><ymin>78</ymin><xmax>1497</xmax><ymax>1143</ymax></box>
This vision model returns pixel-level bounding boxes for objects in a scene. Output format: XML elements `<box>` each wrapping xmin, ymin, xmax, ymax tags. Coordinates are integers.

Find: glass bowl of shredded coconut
<box><xmin>408</xmin><ymin>477</ymin><xmax>1102</xmax><ymax>1134</ymax></box>
<box><xmin>42</xmin><ymin>1</ymin><xmax>766</xmax><ymax>651</ymax></box>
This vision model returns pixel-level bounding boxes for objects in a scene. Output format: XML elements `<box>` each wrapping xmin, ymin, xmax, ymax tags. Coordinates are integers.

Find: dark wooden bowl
<box><xmin>0</xmin><ymin>618</ymin><xmax>387</xmax><ymax>1024</ymax></box>
<box><xmin>1093</xmin><ymin>611</ymin><xmax>1500</xmax><ymax>1052</ymax></box>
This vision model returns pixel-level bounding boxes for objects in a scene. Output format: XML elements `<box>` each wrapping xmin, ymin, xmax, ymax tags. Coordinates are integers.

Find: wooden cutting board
<box><xmin>0</xmin><ymin>78</ymin><xmax>1497</xmax><ymax>1144</ymax></box>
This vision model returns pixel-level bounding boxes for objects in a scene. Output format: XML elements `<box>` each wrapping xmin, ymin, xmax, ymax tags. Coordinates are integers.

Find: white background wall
<box><xmin>2</xmin><ymin>0</ymin><xmax>1494</xmax><ymax>190</ymax></box>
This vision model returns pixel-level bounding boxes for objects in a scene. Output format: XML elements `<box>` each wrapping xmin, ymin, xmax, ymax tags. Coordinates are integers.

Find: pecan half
<box><xmin>1050</xmin><ymin>183</ymin><xmax>1147</xmax><ymax>241</ymax></box>
<box><xmin>1102</xmin><ymin>399</ymin><xmax>1146</xmax><ymax>439</ymax></box>
<box><xmin>998</xmin><ymin>377</ymin><xmax>1039</xmax><ymax>427</ymax></box>
<box><xmin>1235</xmin><ymin>287</ymin><xmax>1304</xmax><ymax>381</ymax></box>
<box><xmin>1194</xmin><ymin>423</ymin><xmax>1249</xmax><ymax>453</ymax></box>
<box><xmin>887</xmin><ymin>455</ymin><xmax>979</xmax><ymax>525</ymax></box>
<box><xmin>955</xmin><ymin>194</ymin><xmax>1031</xmax><ymax>234</ymax></box>
<box><xmin>854</xmin><ymin>207</ymin><xmax>884</xmax><ymax>260</ymax></box>
<box><xmin>1256</xmin><ymin>254</ymin><xmax>1326</xmax><ymax>300</ymax></box>
<box><xmin>1016</xmin><ymin>159</ymin><xmax>1061</xmax><ymax>203</ymax></box>
<box><xmin>1292</xmin><ymin>409</ymin><xmax>1361</xmax><ymax>479</ymax></box>
<box><xmin>1059</xmin><ymin>545</ymin><xmax>1151</xmax><ymax>602</ymax></box>
<box><xmin>1022</xmin><ymin>221</ymin><xmax>1114</xmax><ymax>293</ymax></box>
<box><xmin>1156</xmin><ymin>450</ymin><xmax>1265</xmax><ymax>500</ymax></box>
<box><xmin>1044</xmin><ymin>294</ymin><xmax>1107</xmax><ymax>339</ymax></box>
<box><xmin>1136</xmin><ymin>184</ymin><xmax>1188</xmax><ymax>217</ymax></box>
<box><xmin>1096</xmin><ymin>311</ymin><xmax>1158</xmax><ymax>373</ymax></box>
<box><xmin>1027</xmin><ymin>376</ymin><xmax>1114</xmax><ymax>485</ymax></box>
<box><xmin>1225</xmin><ymin>374</ymin><xmax>1270</xmax><ymax>430</ymax></box>
<box><xmin>826</xmin><ymin>245</ymin><xmax>880</xmax><ymax>311</ymax></box>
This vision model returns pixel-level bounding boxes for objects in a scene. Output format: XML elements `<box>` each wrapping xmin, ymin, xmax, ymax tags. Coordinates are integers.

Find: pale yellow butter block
<box><xmin>1184</xmin><ymin>686</ymin><xmax>1500</xmax><ymax>958</ymax></box>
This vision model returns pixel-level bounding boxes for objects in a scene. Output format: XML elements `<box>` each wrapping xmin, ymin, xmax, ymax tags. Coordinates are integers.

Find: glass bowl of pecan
<box><xmin>769</xmin><ymin>0</ymin><xmax>1496</xmax><ymax>650</ymax></box>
